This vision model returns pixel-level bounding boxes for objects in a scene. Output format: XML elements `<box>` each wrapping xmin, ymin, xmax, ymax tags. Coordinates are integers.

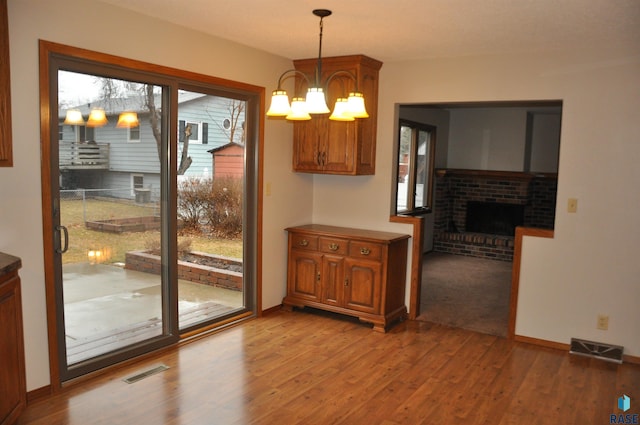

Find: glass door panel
<box><xmin>57</xmin><ymin>70</ymin><xmax>168</xmax><ymax>371</ymax></box>
<box><xmin>175</xmin><ymin>89</ymin><xmax>246</xmax><ymax>330</ymax></box>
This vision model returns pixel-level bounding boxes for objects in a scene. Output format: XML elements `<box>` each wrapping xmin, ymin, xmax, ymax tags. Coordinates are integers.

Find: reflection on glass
<box><xmin>415</xmin><ymin>130</ymin><xmax>430</xmax><ymax>209</ymax></box>
<box><xmin>59</xmin><ymin>71</ymin><xmax>165</xmax><ymax>364</ymax></box>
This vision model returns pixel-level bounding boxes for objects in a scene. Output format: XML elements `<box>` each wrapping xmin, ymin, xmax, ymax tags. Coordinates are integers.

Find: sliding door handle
<box><xmin>55</xmin><ymin>225</ymin><xmax>69</xmax><ymax>254</ymax></box>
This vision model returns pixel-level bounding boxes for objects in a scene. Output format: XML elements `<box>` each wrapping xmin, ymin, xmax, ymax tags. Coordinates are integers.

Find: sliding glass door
<box><xmin>42</xmin><ymin>42</ymin><xmax>259</xmax><ymax>382</ymax></box>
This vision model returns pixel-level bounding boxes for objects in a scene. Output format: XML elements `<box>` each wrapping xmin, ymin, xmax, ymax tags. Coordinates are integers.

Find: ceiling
<box><xmin>99</xmin><ymin>0</ymin><xmax>639</xmax><ymax>62</ymax></box>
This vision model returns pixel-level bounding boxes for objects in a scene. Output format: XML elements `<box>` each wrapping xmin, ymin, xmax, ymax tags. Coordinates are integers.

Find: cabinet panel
<box><xmin>0</xmin><ymin>258</ymin><xmax>25</xmax><ymax>425</ymax></box>
<box><xmin>321</xmin><ymin>255</ymin><xmax>344</xmax><ymax>307</ymax></box>
<box><xmin>344</xmin><ymin>258</ymin><xmax>381</xmax><ymax>314</ymax></box>
<box><xmin>288</xmin><ymin>250</ymin><xmax>322</xmax><ymax>301</ymax></box>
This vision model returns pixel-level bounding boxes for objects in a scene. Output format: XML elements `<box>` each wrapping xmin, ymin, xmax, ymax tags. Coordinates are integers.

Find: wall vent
<box><xmin>569</xmin><ymin>338</ymin><xmax>623</xmax><ymax>364</ymax></box>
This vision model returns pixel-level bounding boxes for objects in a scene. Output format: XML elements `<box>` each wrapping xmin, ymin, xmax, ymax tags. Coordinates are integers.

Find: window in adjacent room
<box><xmin>395</xmin><ymin>120</ymin><xmax>436</xmax><ymax>214</ymax></box>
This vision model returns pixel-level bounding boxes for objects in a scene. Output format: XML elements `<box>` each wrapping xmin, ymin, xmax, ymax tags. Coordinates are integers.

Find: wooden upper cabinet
<box><xmin>292</xmin><ymin>55</ymin><xmax>382</xmax><ymax>175</ymax></box>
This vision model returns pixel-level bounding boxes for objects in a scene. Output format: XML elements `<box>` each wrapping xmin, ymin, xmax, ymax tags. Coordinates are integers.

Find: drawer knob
<box><xmin>328</xmin><ymin>243</ymin><xmax>339</xmax><ymax>251</ymax></box>
<box><xmin>360</xmin><ymin>247</ymin><xmax>371</xmax><ymax>255</ymax></box>
<box><xmin>299</xmin><ymin>239</ymin><xmax>309</xmax><ymax>247</ymax></box>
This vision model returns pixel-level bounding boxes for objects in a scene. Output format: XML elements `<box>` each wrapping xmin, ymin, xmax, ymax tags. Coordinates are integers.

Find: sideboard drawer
<box><xmin>348</xmin><ymin>240</ymin><xmax>383</xmax><ymax>261</ymax></box>
<box><xmin>319</xmin><ymin>237</ymin><xmax>348</xmax><ymax>255</ymax></box>
<box><xmin>291</xmin><ymin>234</ymin><xmax>319</xmax><ymax>251</ymax></box>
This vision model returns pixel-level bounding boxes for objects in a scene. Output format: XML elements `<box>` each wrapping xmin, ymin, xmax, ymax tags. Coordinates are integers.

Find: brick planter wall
<box><xmin>86</xmin><ymin>216</ymin><xmax>161</xmax><ymax>233</ymax></box>
<box><xmin>124</xmin><ymin>250</ymin><xmax>242</xmax><ymax>291</ymax></box>
<box><xmin>434</xmin><ymin>169</ymin><xmax>556</xmax><ymax>261</ymax></box>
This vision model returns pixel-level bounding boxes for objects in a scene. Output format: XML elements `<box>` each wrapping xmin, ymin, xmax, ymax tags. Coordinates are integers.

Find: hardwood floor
<box><xmin>18</xmin><ymin>309</ymin><xmax>640</xmax><ymax>425</ymax></box>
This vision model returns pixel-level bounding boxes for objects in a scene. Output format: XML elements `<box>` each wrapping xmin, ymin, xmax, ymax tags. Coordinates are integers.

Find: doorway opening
<box><xmin>394</xmin><ymin>100</ymin><xmax>562</xmax><ymax>336</ymax></box>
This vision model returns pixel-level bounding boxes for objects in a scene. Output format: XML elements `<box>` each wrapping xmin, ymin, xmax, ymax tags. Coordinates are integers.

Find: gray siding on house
<box><xmin>102</xmin><ymin>171</ymin><xmax>161</xmax><ymax>200</ymax></box>
<box><xmin>58</xmin><ymin>92</ymin><xmax>245</xmax><ymax>185</ymax></box>
<box><xmin>178</xmin><ymin>94</ymin><xmax>246</xmax><ymax>178</ymax></box>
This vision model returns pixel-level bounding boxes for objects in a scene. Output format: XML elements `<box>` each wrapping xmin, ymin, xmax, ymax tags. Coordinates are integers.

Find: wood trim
<box><xmin>514</xmin><ymin>334</ymin><xmax>569</xmax><ymax>351</ymax></box>
<box><xmin>261</xmin><ymin>304</ymin><xmax>283</xmax><ymax>316</ymax></box>
<box><xmin>0</xmin><ymin>0</ymin><xmax>12</xmax><ymax>167</ymax></box>
<box><xmin>38</xmin><ymin>40</ymin><xmax>61</xmax><ymax>391</ymax></box>
<box><xmin>508</xmin><ymin>227</ymin><xmax>554</xmax><ymax>339</ymax></box>
<box><xmin>26</xmin><ymin>385</ymin><xmax>52</xmax><ymax>404</ymax></box>
<box><xmin>435</xmin><ymin>168</ymin><xmax>557</xmax><ymax>181</ymax></box>
<box><xmin>514</xmin><ymin>334</ymin><xmax>640</xmax><ymax>365</ymax></box>
<box><xmin>389</xmin><ymin>214</ymin><xmax>424</xmax><ymax>319</ymax></box>
<box><xmin>624</xmin><ymin>354</ymin><xmax>640</xmax><ymax>365</ymax></box>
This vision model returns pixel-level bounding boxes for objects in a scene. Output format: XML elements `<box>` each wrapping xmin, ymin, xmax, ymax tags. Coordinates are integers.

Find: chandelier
<box><xmin>266</xmin><ymin>9</ymin><xmax>369</xmax><ymax>122</ymax></box>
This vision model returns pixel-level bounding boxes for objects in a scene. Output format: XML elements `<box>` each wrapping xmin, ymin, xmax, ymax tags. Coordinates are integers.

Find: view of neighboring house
<box><xmin>59</xmin><ymin>88</ymin><xmax>245</xmax><ymax>200</ymax></box>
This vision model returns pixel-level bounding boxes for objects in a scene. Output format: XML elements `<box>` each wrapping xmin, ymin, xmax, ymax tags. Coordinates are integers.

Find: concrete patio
<box><xmin>62</xmin><ymin>262</ymin><xmax>243</xmax><ymax>363</ymax></box>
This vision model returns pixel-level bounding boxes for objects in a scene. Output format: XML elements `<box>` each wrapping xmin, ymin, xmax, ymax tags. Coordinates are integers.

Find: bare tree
<box><xmin>177</xmin><ymin>123</ymin><xmax>193</xmax><ymax>175</ymax></box>
<box><xmin>214</xmin><ymin>99</ymin><xmax>245</xmax><ymax>145</ymax></box>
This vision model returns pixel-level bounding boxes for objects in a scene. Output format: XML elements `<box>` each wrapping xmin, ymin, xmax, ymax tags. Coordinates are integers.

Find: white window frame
<box><xmin>127</xmin><ymin>126</ymin><xmax>141</xmax><ymax>143</ymax></box>
<box><xmin>131</xmin><ymin>173</ymin><xmax>144</xmax><ymax>196</ymax></box>
<box><xmin>184</xmin><ymin>121</ymin><xmax>202</xmax><ymax>144</ymax></box>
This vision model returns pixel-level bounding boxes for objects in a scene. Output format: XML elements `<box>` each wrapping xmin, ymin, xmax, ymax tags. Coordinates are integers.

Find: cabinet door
<box><xmin>288</xmin><ymin>250</ymin><xmax>322</xmax><ymax>301</ymax></box>
<box><xmin>0</xmin><ymin>274</ymin><xmax>26</xmax><ymax>425</ymax></box>
<box><xmin>322</xmin><ymin>121</ymin><xmax>355</xmax><ymax>174</ymax></box>
<box><xmin>321</xmin><ymin>255</ymin><xmax>344</xmax><ymax>307</ymax></box>
<box><xmin>344</xmin><ymin>258</ymin><xmax>382</xmax><ymax>314</ymax></box>
<box><xmin>293</xmin><ymin>117</ymin><xmax>324</xmax><ymax>172</ymax></box>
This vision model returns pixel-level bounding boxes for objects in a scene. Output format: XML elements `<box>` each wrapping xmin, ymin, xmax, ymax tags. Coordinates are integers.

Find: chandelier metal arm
<box><xmin>324</xmin><ymin>70</ymin><xmax>360</xmax><ymax>94</ymax></box>
<box><xmin>274</xmin><ymin>69</ymin><xmax>312</xmax><ymax>92</ymax></box>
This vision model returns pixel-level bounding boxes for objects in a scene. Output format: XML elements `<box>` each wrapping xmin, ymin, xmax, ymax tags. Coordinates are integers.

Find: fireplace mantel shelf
<box><xmin>435</xmin><ymin>169</ymin><xmax>557</xmax><ymax>181</ymax></box>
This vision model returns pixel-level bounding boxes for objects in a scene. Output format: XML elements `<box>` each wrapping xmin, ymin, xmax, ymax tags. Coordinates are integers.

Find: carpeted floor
<box><xmin>417</xmin><ymin>252</ymin><xmax>513</xmax><ymax>337</ymax></box>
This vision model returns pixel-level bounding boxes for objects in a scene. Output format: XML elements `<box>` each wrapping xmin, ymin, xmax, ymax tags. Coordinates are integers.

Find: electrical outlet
<box><xmin>567</xmin><ymin>198</ymin><xmax>578</xmax><ymax>213</ymax></box>
<box><xmin>597</xmin><ymin>314</ymin><xmax>609</xmax><ymax>330</ymax></box>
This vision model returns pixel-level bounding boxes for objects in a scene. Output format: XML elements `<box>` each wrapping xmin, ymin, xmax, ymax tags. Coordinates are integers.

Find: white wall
<box><xmin>2</xmin><ymin>0</ymin><xmax>311</xmax><ymax>391</ymax></box>
<box><xmin>448</xmin><ymin>107</ymin><xmax>528</xmax><ymax>171</ymax></box>
<box><xmin>379</xmin><ymin>48</ymin><xmax>640</xmax><ymax>356</ymax></box>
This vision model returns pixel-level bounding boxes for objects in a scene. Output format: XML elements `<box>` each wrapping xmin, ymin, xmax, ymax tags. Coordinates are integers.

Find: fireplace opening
<box><xmin>465</xmin><ymin>201</ymin><xmax>524</xmax><ymax>236</ymax></box>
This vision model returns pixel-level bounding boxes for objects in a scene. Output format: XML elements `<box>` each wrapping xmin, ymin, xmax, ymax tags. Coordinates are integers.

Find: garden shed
<box><xmin>208</xmin><ymin>142</ymin><xmax>244</xmax><ymax>179</ymax></box>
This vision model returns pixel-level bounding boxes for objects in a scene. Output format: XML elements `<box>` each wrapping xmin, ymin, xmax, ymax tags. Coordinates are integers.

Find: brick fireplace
<box><xmin>433</xmin><ymin>169</ymin><xmax>556</xmax><ymax>261</ymax></box>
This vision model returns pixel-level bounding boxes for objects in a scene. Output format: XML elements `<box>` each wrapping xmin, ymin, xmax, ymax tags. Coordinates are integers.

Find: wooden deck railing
<box><xmin>59</xmin><ymin>142</ymin><xmax>109</xmax><ymax>170</ymax></box>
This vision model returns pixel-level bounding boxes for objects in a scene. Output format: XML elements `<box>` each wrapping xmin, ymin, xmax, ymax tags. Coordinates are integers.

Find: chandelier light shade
<box><xmin>63</xmin><ymin>109</ymin><xmax>85</xmax><ymax>125</ymax></box>
<box><xmin>266</xmin><ymin>90</ymin><xmax>292</xmax><ymax>116</ymax></box>
<box><xmin>86</xmin><ymin>108</ymin><xmax>108</xmax><ymax>127</ymax></box>
<box><xmin>287</xmin><ymin>98</ymin><xmax>312</xmax><ymax>121</ymax></box>
<box><xmin>329</xmin><ymin>98</ymin><xmax>354</xmax><ymax>121</ymax></box>
<box><xmin>116</xmin><ymin>111</ymin><xmax>139</xmax><ymax>128</ymax></box>
<box><xmin>266</xmin><ymin>9</ymin><xmax>368</xmax><ymax>122</ymax></box>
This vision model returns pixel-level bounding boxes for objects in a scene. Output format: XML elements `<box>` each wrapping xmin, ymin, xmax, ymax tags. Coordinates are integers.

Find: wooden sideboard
<box><xmin>283</xmin><ymin>224</ymin><xmax>409</xmax><ymax>332</ymax></box>
<box><xmin>0</xmin><ymin>253</ymin><xmax>25</xmax><ymax>425</ymax></box>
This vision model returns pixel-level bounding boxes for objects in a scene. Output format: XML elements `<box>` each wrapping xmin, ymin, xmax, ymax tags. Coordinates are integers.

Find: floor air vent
<box><xmin>123</xmin><ymin>364</ymin><xmax>169</xmax><ymax>384</ymax></box>
<box><xmin>569</xmin><ymin>338</ymin><xmax>624</xmax><ymax>364</ymax></box>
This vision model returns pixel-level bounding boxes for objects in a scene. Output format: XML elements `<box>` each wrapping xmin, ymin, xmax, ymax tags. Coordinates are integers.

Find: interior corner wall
<box><xmin>3</xmin><ymin>0</ymin><xmax>309</xmax><ymax>391</ymax></box>
<box><xmin>379</xmin><ymin>48</ymin><xmax>640</xmax><ymax>357</ymax></box>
